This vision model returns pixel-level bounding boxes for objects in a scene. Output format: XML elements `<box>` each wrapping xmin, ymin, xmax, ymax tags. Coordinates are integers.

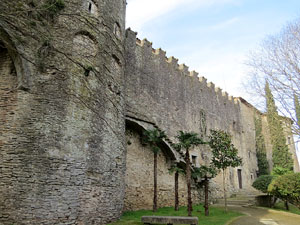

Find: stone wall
<box><xmin>124</xmin><ymin>29</ymin><xmax>266</xmax><ymax>208</ymax></box>
<box><xmin>124</xmin><ymin>129</ymin><xmax>195</xmax><ymax>211</ymax></box>
<box><xmin>0</xmin><ymin>0</ymin><xmax>126</xmax><ymax>224</ymax></box>
<box><xmin>1</xmin><ymin>1</ymin><xmax>299</xmax><ymax>223</ymax></box>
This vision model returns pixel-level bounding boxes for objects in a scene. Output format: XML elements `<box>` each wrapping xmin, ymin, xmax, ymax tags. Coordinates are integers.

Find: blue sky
<box><xmin>126</xmin><ymin>0</ymin><xmax>300</xmax><ymax>100</ymax></box>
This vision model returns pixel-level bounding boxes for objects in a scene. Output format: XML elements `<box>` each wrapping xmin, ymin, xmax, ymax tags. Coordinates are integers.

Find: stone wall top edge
<box><xmin>126</xmin><ymin>28</ymin><xmax>241</xmax><ymax>106</ymax></box>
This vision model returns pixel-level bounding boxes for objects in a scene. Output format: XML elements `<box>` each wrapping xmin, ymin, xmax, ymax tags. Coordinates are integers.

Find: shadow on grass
<box><xmin>108</xmin><ymin>204</ymin><xmax>243</xmax><ymax>225</ymax></box>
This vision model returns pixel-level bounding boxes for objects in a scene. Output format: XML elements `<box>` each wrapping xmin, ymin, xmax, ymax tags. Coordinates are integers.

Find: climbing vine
<box><xmin>199</xmin><ymin>109</ymin><xmax>207</xmax><ymax>138</ymax></box>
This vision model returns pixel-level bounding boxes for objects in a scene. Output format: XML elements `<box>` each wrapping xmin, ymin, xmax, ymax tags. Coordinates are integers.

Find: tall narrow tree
<box><xmin>265</xmin><ymin>82</ymin><xmax>293</xmax><ymax>170</ymax></box>
<box><xmin>169</xmin><ymin>163</ymin><xmax>185</xmax><ymax>211</ymax></box>
<box><xmin>254</xmin><ymin>116</ymin><xmax>269</xmax><ymax>175</ymax></box>
<box><xmin>143</xmin><ymin>128</ymin><xmax>166</xmax><ymax>212</ymax></box>
<box><xmin>209</xmin><ymin>130</ymin><xmax>242</xmax><ymax>212</ymax></box>
<box><xmin>175</xmin><ymin>131</ymin><xmax>204</xmax><ymax>216</ymax></box>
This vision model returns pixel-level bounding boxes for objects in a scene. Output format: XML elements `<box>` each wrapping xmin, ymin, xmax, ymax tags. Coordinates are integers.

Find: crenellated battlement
<box><xmin>125</xmin><ymin>28</ymin><xmax>240</xmax><ymax>109</ymax></box>
<box><xmin>190</xmin><ymin>70</ymin><xmax>198</xmax><ymax>77</ymax></box>
<box><xmin>199</xmin><ymin>76</ymin><xmax>207</xmax><ymax>85</ymax></box>
<box><xmin>141</xmin><ymin>38</ymin><xmax>153</xmax><ymax>48</ymax></box>
<box><xmin>222</xmin><ymin>91</ymin><xmax>228</xmax><ymax>98</ymax></box>
<box><xmin>215</xmin><ymin>86</ymin><xmax>222</xmax><ymax>93</ymax></box>
<box><xmin>207</xmin><ymin>82</ymin><xmax>215</xmax><ymax>89</ymax></box>
<box><xmin>178</xmin><ymin>63</ymin><xmax>189</xmax><ymax>73</ymax></box>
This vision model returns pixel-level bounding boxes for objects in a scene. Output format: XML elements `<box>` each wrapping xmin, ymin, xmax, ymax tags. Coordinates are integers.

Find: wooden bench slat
<box><xmin>141</xmin><ymin>215</ymin><xmax>198</xmax><ymax>225</ymax></box>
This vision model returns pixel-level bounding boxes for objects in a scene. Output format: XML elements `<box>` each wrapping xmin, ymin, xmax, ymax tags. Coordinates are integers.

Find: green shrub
<box><xmin>252</xmin><ymin>175</ymin><xmax>274</xmax><ymax>193</ymax></box>
<box><xmin>271</xmin><ymin>166</ymin><xmax>293</xmax><ymax>176</ymax></box>
<box><xmin>268</xmin><ymin>173</ymin><xmax>300</xmax><ymax>209</ymax></box>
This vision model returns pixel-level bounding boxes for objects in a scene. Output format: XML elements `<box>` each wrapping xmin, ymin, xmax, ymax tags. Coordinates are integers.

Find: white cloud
<box><xmin>126</xmin><ymin>0</ymin><xmax>241</xmax><ymax>30</ymax></box>
<box><xmin>195</xmin><ymin>54</ymin><xmax>248</xmax><ymax>97</ymax></box>
<box><xmin>176</xmin><ymin>48</ymin><xmax>249</xmax><ymax>97</ymax></box>
<box><xmin>210</xmin><ymin>17</ymin><xmax>239</xmax><ymax>30</ymax></box>
<box><xmin>126</xmin><ymin>0</ymin><xmax>189</xmax><ymax>30</ymax></box>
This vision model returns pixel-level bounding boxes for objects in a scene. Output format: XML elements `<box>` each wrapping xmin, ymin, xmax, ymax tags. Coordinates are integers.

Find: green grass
<box><xmin>108</xmin><ymin>204</ymin><xmax>243</xmax><ymax>225</ymax></box>
<box><xmin>272</xmin><ymin>201</ymin><xmax>300</xmax><ymax>215</ymax></box>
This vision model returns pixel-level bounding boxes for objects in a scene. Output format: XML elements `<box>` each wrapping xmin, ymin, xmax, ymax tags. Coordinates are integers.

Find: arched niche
<box><xmin>0</xmin><ymin>27</ymin><xmax>31</xmax><ymax>91</ymax></box>
<box><xmin>73</xmin><ymin>31</ymin><xmax>98</xmax><ymax>60</ymax></box>
<box><xmin>124</xmin><ymin>117</ymin><xmax>188</xmax><ymax>211</ymax></box>
<box><xmin>0</xmin><ymin>41</ymin><xmax>17</xmax><ymax>90</ymax></box>
<box><xmin>0</xmin><ymin>40</ymin><xmax>18</xmax><ymax>136</ymax></box>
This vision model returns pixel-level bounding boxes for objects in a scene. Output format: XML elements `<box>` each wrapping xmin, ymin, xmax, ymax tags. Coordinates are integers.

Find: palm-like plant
<box><xmin>169</xmin><ymin>163</ymin><xmax>185</xmax><ymax>211</ymax></box>
<box><xmin>192</xmin><ymin>165</ymin><xmax>217</xmax><ymax>216</ymax></box>
<box><xmin>175</xmin><ymin>131</ymin><xmax>205</xmax><ymax>216</ymax></box>
<box><xmin>143</xmin><ymin>128</ymin><xmax>166</xmax><ymax>212</ymax></box>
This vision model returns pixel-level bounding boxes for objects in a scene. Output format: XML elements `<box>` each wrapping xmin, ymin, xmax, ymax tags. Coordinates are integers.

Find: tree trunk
<box><xmin>223</xmin><ymin>169</ymin><xmax>227</xmax><ymax>212</ymax></box>
<box><xmin>175</xmin><ymin>171</ymin><xmax>179</xmax><ymax>211</ymax></box>
<box><xmin>285</xmin><ymin>200</ymin><xmax>289</xmax><ymax>211</ymax></box>
<box><xmin>186</xmin><ymin>149</ymin><xmax>192</xmax><ymax>216</ymax></box>
<box><xmin>153</xmin><ymin>152</ymin><xmax>157</xmax><ymax>212</ymax></box>
<box><xmin>204</xmin><ymin>176</ymin><xmax>209</xmax><ymax>216</ymax></box>
<box><xmin>271</xmin><ymin>196</ymin><xmax>277</xmax><ymax>208</ymax></box>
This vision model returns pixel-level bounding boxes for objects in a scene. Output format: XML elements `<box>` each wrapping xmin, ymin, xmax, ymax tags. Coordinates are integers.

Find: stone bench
<box><xmin>141</xmin><ymin>215</ymin><xmax>198</xmax><ymax>225</ymax></box>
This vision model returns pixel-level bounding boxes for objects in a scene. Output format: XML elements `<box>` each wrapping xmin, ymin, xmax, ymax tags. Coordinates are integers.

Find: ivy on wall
<box><xmin>199</xmin><ymin>109</ymin><xmax>207</xmax><ymax>138</ymax></box>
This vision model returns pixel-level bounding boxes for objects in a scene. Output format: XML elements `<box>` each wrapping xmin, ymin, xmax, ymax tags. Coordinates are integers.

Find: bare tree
<box><xmin>244</xmin><ymin>17</ymin><xmax>300</xmax><ymax>137</ymax></box>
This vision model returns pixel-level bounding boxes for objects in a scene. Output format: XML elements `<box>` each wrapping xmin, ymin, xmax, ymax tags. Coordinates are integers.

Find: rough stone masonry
<box><xmin>0</xmin><ymin>0</ymin><xmax>299</xmax><ymax>224</ymax></box>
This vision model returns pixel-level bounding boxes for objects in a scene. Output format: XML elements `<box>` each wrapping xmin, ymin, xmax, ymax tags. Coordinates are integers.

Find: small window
<box><xmin>237</xmin><ymin>169</ymin><xmax>242</xmax><ymax>189</ymax></box>
<box><xmin>85</xmin><ymin>0</ymin><xmax>98</xmax><ymax>15</ymax></box>
<box><xmin>114</xmin><ymin>22</ymin><xmax>121</xmax><ymax>39</ymax></box>
<box><xmin>288</xmin><ymin>136</ymin><xmax>291</xmax><ymax>145</ymax></box>
<box><xmin>248</xmin><ymin>151</ymin><xmax>251</xmax><ymax>158</ymax></box>
<box><xmin>192</xmin><ymin>155</ymin><xmax>197</xmax><ymax>166</ymax></box>
<box><xmin>250</xmin><ymin>174</ymin><xmax>253</xmax><ymax>180</ymax></box>
<box><xmin>88</xmin><ymin>2</ymin><xmax>92</xmax><ymax>12</ymax></box>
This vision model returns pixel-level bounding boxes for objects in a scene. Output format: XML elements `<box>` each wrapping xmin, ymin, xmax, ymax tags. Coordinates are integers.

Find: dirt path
<box><xmin>227</xmin><ymin>206</ymin><xmax>300</xmax><ymax>225</ymax></box>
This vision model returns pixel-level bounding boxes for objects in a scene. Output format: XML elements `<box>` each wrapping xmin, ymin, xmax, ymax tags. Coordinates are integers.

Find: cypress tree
<box><xmin>254</xmin><ymin>116</ymin><xmax>269</xmax><ymax>175</ymax></box>
<box><xmin>265</xmin><ymin>82</ymin><xmax>293</xmax><ymax>171</ymax></box>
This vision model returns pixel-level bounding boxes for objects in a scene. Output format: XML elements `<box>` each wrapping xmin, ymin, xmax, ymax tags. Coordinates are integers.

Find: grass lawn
<box><xmin>108</xmin><ymin>204</ymin><xmax>243</xmax><ymax>225</ymax></box>
<box><xmin>272</xmin><ymin>201</ymin><xmax>300</xmax><ymax>215</ymax></box>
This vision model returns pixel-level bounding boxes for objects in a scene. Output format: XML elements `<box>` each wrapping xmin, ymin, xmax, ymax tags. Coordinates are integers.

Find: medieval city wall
<box><xmin>124</xmin><ymin>29</ymin><xmax>260</xmax><ymax>210</ymax></box>
<box><xmin>1</xmin><ymin>1</ymin><xmax>299</xmax><ymax>224</ymax></box>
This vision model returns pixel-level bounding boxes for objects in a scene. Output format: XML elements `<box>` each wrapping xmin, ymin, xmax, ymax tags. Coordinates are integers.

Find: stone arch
<box><xmin>125</xmin><ymin>117</ymin><xmax>178</xmax><ymax>160</ymax></box>
<box><xmin>0</xmin><ymin>40</ymin><xmax>18</xmax><ymax>127</ymax></box>
<box><xmin>0</xmin><ymin>26</ymin><xmax>33</xmax><ymax>131</ymax></box>
<box><xmin>124</xmin><ymin>117</ymin><xmax>189</xmax><ymax>211</ymax></box>
<box><xmin>73</xmin><ymin>31</ymin><xmax>98</xmax><ymax>60</ymax></box>
<box><xmin>0</xmin><ymin>27</ymin><xmax>31</xmax><ymax>90</ymax></box>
